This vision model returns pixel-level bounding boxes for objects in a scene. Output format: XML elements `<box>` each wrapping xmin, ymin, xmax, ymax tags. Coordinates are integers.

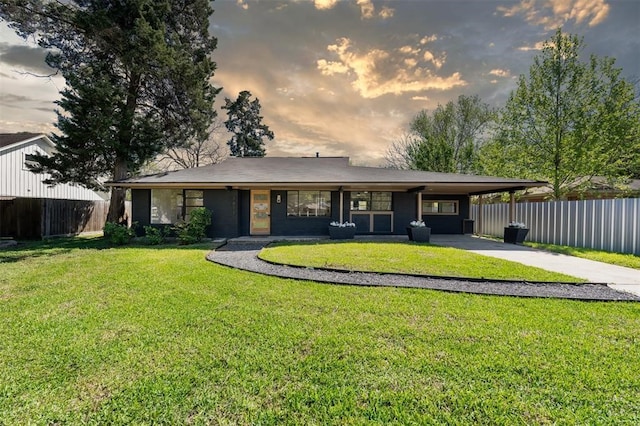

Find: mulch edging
<box><xmin>206</xmin><ymin>242</ymin><xmax>640</xmax><ymax>302</ymax></box>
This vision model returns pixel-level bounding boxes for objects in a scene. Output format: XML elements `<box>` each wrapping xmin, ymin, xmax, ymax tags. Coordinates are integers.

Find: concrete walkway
<box><xmin>430</xmin><ymin>235</ymin><xmax>640</xmax><ymax>297</ymax></box>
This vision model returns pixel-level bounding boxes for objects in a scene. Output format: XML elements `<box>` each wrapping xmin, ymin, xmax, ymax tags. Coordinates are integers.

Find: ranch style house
<box><xmin>111</xmin><ymin>156</ymin><xmax>545</xmax><ymax>238</ymax></box>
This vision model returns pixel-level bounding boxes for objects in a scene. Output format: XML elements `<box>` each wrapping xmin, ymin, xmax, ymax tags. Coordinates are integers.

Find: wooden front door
<box><xmin>250</xmin><ymin>190</ymin><xmax>271</xmax><ymax>235</ymax></box>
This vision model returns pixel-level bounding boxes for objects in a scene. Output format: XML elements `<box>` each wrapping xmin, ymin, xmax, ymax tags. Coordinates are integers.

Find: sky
<box><xmin>0</xmin><ymin>0</ymin><xmax>638</xmax><ymax>166</ymax></box>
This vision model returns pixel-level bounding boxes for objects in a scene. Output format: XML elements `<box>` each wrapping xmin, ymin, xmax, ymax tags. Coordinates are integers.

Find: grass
<box><xmin>259</xmin><ymin>241</ymin><xmax>583</xmax><ymax>282</ymax></box>
<box><xmin>525</xmin><ymin>241</ymin><xmax>640</xmax><ymax>270</ymax></box>
<box><xmin>1</xmin><ymin>238</ymin><xmax>639</xmax><ymax>424</ymax></box>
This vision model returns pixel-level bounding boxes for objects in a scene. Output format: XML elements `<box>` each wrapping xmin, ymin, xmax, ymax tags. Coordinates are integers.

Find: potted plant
<box><xmin>504</xmin><ymin>221</ymin><xmax>529</xmax><ymax>244</ymax></box>
<box><xmin>407</xmin><ymin>220</ymin><xmax>431</xmax><ymax>242</ymax></box>
<box><xmin>328</xmin><ymin>221</ymin><xmax>357</xmax><ymax>239</ymax></box>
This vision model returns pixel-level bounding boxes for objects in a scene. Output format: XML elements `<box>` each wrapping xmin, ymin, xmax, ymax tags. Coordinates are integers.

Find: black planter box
<box><xmin>407</xmin><ymin>226</ymin><xmax>431</xmax><ymax>242</ymax></box>
<box><xmin>329</xmin><ymin>226</ymin><xmax>356</xmax><ymax>240</ymax></box>
<box><xmin>504</xmin><ymin>227</ymin><xmax>529</xmax><ymax>244</ymax></box>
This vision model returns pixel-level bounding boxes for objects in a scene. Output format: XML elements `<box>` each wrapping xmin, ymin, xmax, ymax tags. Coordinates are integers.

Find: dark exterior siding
<box><xmin>239</xmin><ymin>190</ymin><xmax>250</xmax><ymax>236</ymax></box>
<box><xmin>131</xmin><ymin>188</ymin><xmax>471</xmax><ymax>238</ymax></box>
<box><xmin>131</xmin><ymin>189</ymin><xmax>151</xmax><ymax>227</ymax></box>
<box><xmin>203</xmin><ymin>189</ymin><xmax>239</xmax><ymax>238</ymax></box>
<box><xmin>392</xmin><ymin>192</ymin><xmax>416</xmax><ymax>235</ymax></box>
<box><xmin>421</xmin><ymin>195</ymin><xmax>470</xmax><ymax>234</ymax></box>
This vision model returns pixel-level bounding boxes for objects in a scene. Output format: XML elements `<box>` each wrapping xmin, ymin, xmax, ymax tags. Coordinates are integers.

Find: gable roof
<box><xmin>112</xmin><ymin>157</ymin><xmax>546</xmax><ymax>195</ymax></box>
<box><xmin>0</xmin><ymin>133</ymin><xmax>52</xmax><ymax>152</ymax></box>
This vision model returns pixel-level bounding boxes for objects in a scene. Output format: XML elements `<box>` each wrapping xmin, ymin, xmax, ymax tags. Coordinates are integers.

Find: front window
<box><xmin>423</xmin><ymin>200</ymin><xmax>459</xmax><ymax>215</ymax></box>
<box><xmin>151</xmin><ymin>189</ymin><xmax>204</xmax><ymax>223</ymax></box>
<box><xmin>287</xmin><ymin>190</ymin><xmax>331</xmax><ymax>217</ymax></box>
<box><xmin>184</xmin><ymin>190</ymin><xmax>204</xmax><ymax>221</ymax></box>
<box><xmin>151</xmin><ymin>189</ymin><xmax>182</xmax><ymax>224</ymax></box>
<box><xmin>350</xmin><ymin>192</ymin><xmax>392</xmax><ymax>211</ymax></box>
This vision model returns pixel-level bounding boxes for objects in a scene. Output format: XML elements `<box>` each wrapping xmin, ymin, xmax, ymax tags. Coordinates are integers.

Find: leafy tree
<box><xmin>386</xmin><ymin>95</ymin><xmax>494</xmax><ymax>173</ymax></box>
<box><xmin>157</xmin><ymin>119</ymin><xmax>227</xmax><ymax>170</ymax></box>
<box><xmin>0</xmin><ymin>0</ymin><xmax>219</xmax><ymax>223</ymax></box>
<box><xmin>480</xmin><ymin>29</ymin><xmax>640</xmax><ymax>199</ymax></box>
<box><xmin>223</xmin><ymin>90</ymin><xmax>274</xmax><ymax>157</ymax></box>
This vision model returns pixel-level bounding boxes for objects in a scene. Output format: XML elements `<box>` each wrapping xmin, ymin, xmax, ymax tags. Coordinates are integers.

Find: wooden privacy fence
<box><xmin>0</xmin><ymin>198</ymin><xmax>111</xmax><ymax>239</ymax></box>
<box><xmin>471</xmin><ymin>198</ymin><xmax>640</xmax><ymax>255</ymax></box>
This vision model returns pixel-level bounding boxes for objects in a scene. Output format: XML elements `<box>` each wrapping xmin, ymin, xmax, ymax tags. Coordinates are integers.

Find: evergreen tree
<box><xmin>223</xmin><ymin>90</ymin><xmax>274</xmax><ymax>157</ymax></box>
<box><xmin>0</xmin><ymin>0</ymin><xmax>219</xmax><ymax>223</ymax></box>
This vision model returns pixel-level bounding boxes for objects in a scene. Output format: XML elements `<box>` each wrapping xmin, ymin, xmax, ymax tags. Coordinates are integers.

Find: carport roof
<box><xmin>111</xmin><ymin>157</ymin><xmax>546</xmax><ymax>195</ymax></box>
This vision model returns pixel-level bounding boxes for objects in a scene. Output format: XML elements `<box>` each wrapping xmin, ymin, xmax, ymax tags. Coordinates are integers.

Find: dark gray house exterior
<box><xmin>112</xmin><ymin>157</ymin><xmax>544</xmax><ymax>238</ymax></box>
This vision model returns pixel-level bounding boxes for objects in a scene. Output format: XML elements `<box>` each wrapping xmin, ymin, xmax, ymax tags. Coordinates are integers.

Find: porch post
<box><xmin>509</xmin><ymin>191</ymin><xmax>515</xmax><ymax>223</ymax></box>
<box><xmin>417</xmin><ymin>191</ymin><xmax>423</xmax><ymax>219</ymax></box>
<box><xmin>339</xmin><ymin>188</ymin><xmax>344</xmax><ymax>223</ymax></box>
<box><xmin>478</xmin><ymin>194</ymin><xmax>483</xmax><ymax>236</ymax></box>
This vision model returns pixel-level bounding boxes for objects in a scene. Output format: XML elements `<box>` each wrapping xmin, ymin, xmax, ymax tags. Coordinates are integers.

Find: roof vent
<box><xmin>316</xmin><ymin>152</ymin><xmax>319</xmax><ymax>158</ymax></box>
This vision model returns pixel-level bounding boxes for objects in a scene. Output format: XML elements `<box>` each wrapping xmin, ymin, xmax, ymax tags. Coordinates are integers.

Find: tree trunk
<box><xmin>106</xmin><ymin>157</ymin><xmax>129</xmax><ymax>224</ymax></box>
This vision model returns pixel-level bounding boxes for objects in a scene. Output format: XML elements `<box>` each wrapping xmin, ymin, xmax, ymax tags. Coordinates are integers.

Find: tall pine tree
<box><xmin>223</xmin><ymin>91</ymin><xmax>274</xmax><ymax>157</ymax></box>
<box><xmin>0</xmin><ymin>0</ymin><xmax>219</xmax><ymax>223</ymax></box>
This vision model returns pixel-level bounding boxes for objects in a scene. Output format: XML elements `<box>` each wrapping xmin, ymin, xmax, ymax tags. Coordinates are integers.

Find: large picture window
<box><xmin>287</xmin><ymin>190</ymin><xmax>331</xmax><ymax>217</ymax></box>
<box><xmin>151</xmin><ymin>189</ymin><xmax>182</xmax><ymax>224</ymax></box>
<box><xmin>422</xmin><ymin>200</ymin><xmax>458</xmax><ymax>215</ymax></box>
<box><xmin>350</xmin><ymin>191</ymin><xmax>392</xmax><ymax>211</ymax></box>
<box><xmin>151</xmin><ymin>189</ymin><xmax>204</xmax><ymax>223</ymax></box>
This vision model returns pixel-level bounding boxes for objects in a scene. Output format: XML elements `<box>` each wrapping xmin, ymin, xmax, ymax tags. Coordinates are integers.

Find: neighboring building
<box><xmin>112</xmin><ymin>156</ymin><xmax>544</xmax><ymax>238</ymax></box>
<box><xmin>0</xmin><ymin>132</ymin><xmax>105</xmax><ymax>201</ymax></box>
<box><xmin>518</xmin><ymin>176</ymin><xmax>640</xmax><ymax>202</ymax></box>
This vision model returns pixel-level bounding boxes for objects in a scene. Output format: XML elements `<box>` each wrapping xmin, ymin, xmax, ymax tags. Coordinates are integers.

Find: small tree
<box><xmin>223</xmin><ymin>90</ymin><xmax>274</xmax><ymax>157</ymax></box>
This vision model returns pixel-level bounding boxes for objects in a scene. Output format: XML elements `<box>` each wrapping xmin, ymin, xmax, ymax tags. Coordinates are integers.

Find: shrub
<box><xmin>103</xmin><ymin>222</ymin><xmax>134</xmax><ymax>245</ymax></box>
<box><xmin>174</xmin><ymin>207</ymin><xmax>212</xmax><ymax>245</ymax></box>
<box><xmin>143</xmin><ymin>226</ymin><xmax>169</xmax><ymax>245</ymax></box>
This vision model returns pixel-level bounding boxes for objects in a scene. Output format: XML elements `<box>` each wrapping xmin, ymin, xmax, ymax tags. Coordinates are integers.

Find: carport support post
<box><xmin>339</xmin><ymin>188</ymin><xmax>344</xmax><ymax>223</ymax></box>
<box><xmin>417</xmin><ymin>191</ymin><xmax>423</xmax><ymax>220</ymax></box>
<box><xmin>509</xmin><ymin>191</ymin><xmax>516</xmax><ymax>224</ymax></box>
<box><xmin>478</xmin><ymin>194</ymin><xmax>483</xmax><ymax>235</ymax></box>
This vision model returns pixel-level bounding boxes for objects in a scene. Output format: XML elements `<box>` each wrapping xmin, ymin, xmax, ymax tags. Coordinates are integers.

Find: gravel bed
<box><xmin>207</xmin><ymin>243</ymin><xmax>640</xmax><ymax>301</ymax></box>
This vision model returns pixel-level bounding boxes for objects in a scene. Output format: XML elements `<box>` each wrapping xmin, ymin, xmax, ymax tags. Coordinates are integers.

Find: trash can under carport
<box><xmin>463</xmin><ymin>219</ymin><xmax>475</xmax><ymax>234</ymax></box>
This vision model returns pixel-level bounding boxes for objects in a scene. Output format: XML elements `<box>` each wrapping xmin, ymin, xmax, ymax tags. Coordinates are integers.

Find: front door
<box><xmin>250</xmin><ymin>190</ymin><xmax>271</xmax><ymax>235</ymax></box>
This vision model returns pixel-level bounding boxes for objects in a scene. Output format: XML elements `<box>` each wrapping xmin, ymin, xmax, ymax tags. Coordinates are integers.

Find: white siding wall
<box><xmin>0</xmin><ymin>138</ymin><xmax>105</xmax><ymax>201</ymax></box>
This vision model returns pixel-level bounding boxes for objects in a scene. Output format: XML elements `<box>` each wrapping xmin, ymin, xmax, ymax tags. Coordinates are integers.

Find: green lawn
<box><xmin>1</xmin><ymin>238</ymin><xmax>639</xmax><ymax>424</ymax></box>
<box><xmin>525</xmin><ymin>242</ymin><xmax>640</xmax><ymax>270</ymax></box>
<box><xmin>260</xmin><ymin>241</ymin><xmax>582</xmax><ymax>282</ymax></box>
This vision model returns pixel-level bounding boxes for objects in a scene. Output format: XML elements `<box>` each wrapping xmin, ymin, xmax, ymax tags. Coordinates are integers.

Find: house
<box><xmin>111</xmin><ymin>156</ymin><xmax>545</xmax><ymax>238</ymax></box>
<box><xmin>0</xmin><ymin>132</ymin><xmax>106</xmax><ymax>201</ymax></box>
<box><xmin>517</xmin><ymin>176</ymin><xmax>640</xmax><ymax>202</ymax></box>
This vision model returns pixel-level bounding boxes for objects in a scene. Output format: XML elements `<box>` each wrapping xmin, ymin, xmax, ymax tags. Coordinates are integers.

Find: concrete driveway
<box><xmin>430</xmin><ymin>235</ymin><xmax>640</xmax><ymax>297</ymax></box>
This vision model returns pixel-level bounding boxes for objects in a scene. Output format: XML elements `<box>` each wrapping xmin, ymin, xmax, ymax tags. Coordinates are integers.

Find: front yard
<box><xmin>259</xmin><ymin>241</ymin><xmax>582</xmax><ymax>282</ymax></box>
<box><xmin>1</xmin><ymin>238</ymin><xmax>639</xmax><ymax>424</ymax></box>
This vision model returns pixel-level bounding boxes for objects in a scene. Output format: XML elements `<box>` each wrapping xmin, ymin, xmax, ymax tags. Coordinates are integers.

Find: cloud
<box><xmin>517</xmin><ymin>41</ymin><xmax>545</xmax><ymax>51</ymax></box>
<box><xmin>489</xmin><ymin>69</ymin><xmax>510</xmax><ymax>77</ymax></box>
<box><xmin>314</xmin><ymin>0</ymin><xmax>338</xmax><ymax>10</ymax></box>
<box><xmin>357</xmin><ymin>0</ymin><xmax>375</xmax><ymax>19</ymax></box>
<box><xmin>317</xmin><ymin>37</ymin><xmax>466</xmax><ymax>99</ymax></box>
<box><xmin>378</xmin><ymin>6</ymin><xmax>394</xmax><ymax>19</ymax></box>
<box><xmin>313</xmin><ymin>0</ymin><xmax>394</xmax><ymax>20</ymax></box>
<box><xmin>0</xmin><ymin>42</ymin><xmax>55</xmax><ymax>75</ymax></box>
<box><xmin>497</xmin><ymin>0</ymin><xmax>610</xmax><ymax>29</ymax></box>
